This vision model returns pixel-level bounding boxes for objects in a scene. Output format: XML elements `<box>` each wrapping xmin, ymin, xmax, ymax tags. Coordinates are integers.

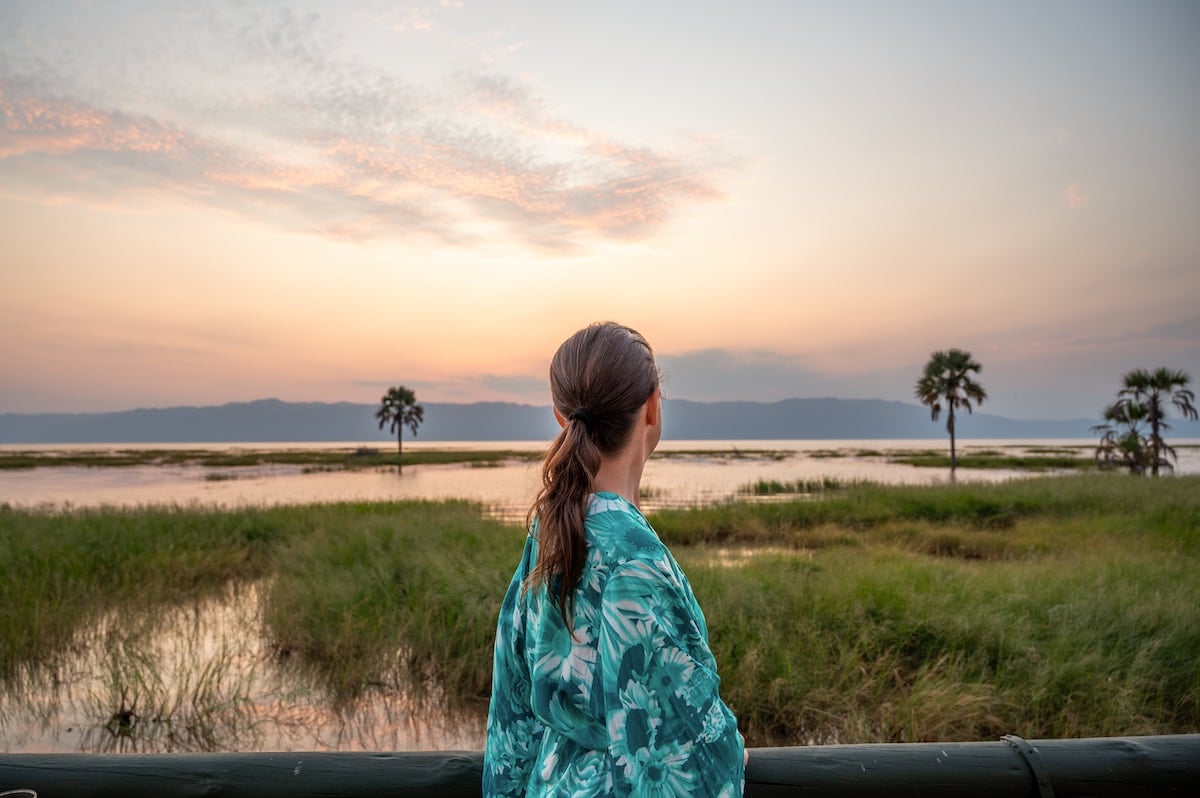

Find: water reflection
<box><xmin>0</xmin><ymin>583</ymin><xmax>486</xmax><ymax>754</ymax></box>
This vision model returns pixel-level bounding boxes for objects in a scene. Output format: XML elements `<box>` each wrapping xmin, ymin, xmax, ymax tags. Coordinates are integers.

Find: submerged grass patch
<box><xmin>2</xmin><ymin>474</ymin><xmax>1197</xmax><ymax>746</ymax></box>
<box><xmin>0</xmin><ymin>503</ymin><xmax>292</xmax><ymax>681</ymax></box>
<box><xmin>738</xmin><ymin>477</ymin><xmax>847</xmax><ymax>496</ymax></box>
<box><xmin>261</xmin><ymin>501</ymin><xmax>516</xmax><ymax>701</ymax></box>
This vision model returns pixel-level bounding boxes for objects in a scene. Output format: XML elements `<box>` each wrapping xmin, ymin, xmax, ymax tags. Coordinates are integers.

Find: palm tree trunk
<box><xmin>948</xmin><ymin>405</ymin><xmax>957</xmax><ymax>473</ymax></box>
<box><xmin>1150</xmin><ymin>413</ymin><xmax>1160</xmax><ymax>477</ymax></box>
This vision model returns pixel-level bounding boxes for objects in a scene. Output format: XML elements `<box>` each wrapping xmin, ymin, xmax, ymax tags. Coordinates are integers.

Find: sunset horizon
<box><xmin>3</xmin><ymin>1</ymin><xmax>1197</xmax><ymax>422</ymax></box>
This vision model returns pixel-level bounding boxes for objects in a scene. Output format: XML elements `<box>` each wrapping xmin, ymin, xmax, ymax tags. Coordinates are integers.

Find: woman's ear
<box><xmin>644</xmin><ymin>388</ymin><xmax>661</xmax><ymax>428</ymax></box>
<box><xmin>553</xmin><ymin>406</ymin><xmax>567</xmax><ymax>428</ymax></box>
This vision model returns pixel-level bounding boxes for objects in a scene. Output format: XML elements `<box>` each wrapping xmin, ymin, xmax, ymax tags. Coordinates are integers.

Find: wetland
<box><xmin>2</xmin><ymin>441</ymin><xmax>1197</xmax><ymax>753</ymax></box>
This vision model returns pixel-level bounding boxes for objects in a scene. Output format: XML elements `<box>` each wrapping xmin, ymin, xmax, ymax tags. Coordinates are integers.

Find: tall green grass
<box><xmin>887</xmin><ymin>452</ymin><xmax>1094</xmax><ymax>470</ymax></box>
<box><xmin>0</xmin><ymin>448</ymin><xmax>541</xmax><ymax>471</ymax></box>
<box><xmin>2</xmin><ymin>474</ymin><xmax>1197</xmax><ymax>746</ymax></box>
<box><xmin>0</xmin><ymin>504</ymin><xmax>288</xmax><ymax>679</ymax></box>
<box><xmin>261</xmin><ymin>501</ymin><xmax>516</xmax><ymax>701</ymax></box>
<box><xmin>672</xmin><ymin>475</ymin><xmax>1200</xmax><ymax>742</ymax></box>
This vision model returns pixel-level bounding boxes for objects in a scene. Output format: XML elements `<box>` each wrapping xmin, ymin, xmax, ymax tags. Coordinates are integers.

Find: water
<box><xmin>0</xmin><ymin>583</ymin><xmax>483</xmax><ymax>754</ymax></box>
<box><xmin>6</xmin><ymin>439</ymin><xmax>1180</xmax><ymax>520</ymax></box>
<box><xmin>2</xmin><ymin>438</ymin><xmax>1196</xmax><ymax>754</ymax></box>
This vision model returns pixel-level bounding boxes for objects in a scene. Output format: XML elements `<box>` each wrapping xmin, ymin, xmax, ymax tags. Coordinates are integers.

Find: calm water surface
<box><xmin>6</xmin><ymin>439</ymin><xmax>1177</xmax><ymax>520</ymax></box>
<box><xmin>0</xmin><ymin>583</ymin><xmax>483</xmax><ymax>754</ymax></box>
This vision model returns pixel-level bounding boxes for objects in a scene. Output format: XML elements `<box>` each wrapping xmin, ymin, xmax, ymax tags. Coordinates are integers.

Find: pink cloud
<box><xmin>1065</xmin><ymin>182</ymin><xmax>1090</xmax><ymax>210</ymax></box>
<box><xmin>0</xmin><ymin>67</ymin><xmax>728</xmax><ymax>250</ymax></box>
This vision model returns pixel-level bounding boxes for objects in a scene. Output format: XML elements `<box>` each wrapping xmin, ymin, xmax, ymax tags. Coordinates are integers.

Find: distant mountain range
<box><xmin>4</xmin><ymin>397</ymin><xmax>1187</xmax><ymax>444</ymax></box>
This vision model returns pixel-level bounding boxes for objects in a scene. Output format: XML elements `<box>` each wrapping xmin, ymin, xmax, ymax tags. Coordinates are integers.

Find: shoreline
<box><xmin>0</xmin><ymin>442</ymin><xmax>1109</xmax><ymax>471</ymax></box>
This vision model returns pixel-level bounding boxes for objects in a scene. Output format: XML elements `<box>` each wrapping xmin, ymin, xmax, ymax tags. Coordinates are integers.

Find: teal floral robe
<box><xmin>484</xmin><ymin>492</ymin><xmax>744</xmax><ymax>797</ymax></box>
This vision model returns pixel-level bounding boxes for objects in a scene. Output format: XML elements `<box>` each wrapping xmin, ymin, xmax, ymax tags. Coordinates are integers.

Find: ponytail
<box><xmin>524</xmin><ymin>322</ymin><xmax>659</xmax><ymax>629</ymax></box>
<box><xmin>526</xmin><ymin>417</ymin><xmax>600</xmax><ymax>625</ymax></box>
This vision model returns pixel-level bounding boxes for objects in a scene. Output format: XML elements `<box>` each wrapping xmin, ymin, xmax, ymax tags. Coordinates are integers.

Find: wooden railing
<box><xmin>1</xmin><ymin>734</ymin><xmax>1197</xmax><ymax>797</ymax></box>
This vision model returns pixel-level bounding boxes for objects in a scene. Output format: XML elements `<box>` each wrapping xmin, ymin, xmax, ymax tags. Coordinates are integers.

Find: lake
<box><xmin>6</xmin><ymin>438</ymin><xmax>1186</xmax><ymax>520</ymax></box>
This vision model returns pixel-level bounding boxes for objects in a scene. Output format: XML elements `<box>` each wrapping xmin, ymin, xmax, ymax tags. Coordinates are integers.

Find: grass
<box><xmin>0</xmin><ymin>447</ymin><xmax>543</xmax><ymax>471</ymax></box>
<box><xmin>1</xmin><ymin>444</ymin><xmax>1105</xmax><ymax>473</ymax></box>
<box><xmin>2</xmin><ymin>474</ymin><xmax>1197</xmax><ymax>747</ymax></box>
<box><xmin>0</xmin><ymin>503</ymin><xmax>288</xmax><ymax>681</ymax></box>
<box><xmin>652</xmin><ymin>448</ymin><xmax>794</xmax><ymax>461</ymax></box>
<box><xmin>261</xmin><ymin>501</ymin><xmax>513</xmax><ymax>701</ymax></box>
<box><xmin>888</xmin><ymin>451</ymin><xmax>1095</xmax><ymax>471</ymax></box>
<box><xmin>78</xmin><ymin>584</ymin><xmax>264</xmax><ymax>752</ymax></box>
<box><xmin>738</xmin><ymin>477</ymin><xmax>847</xmax><ymax>495</ymax></box>
<box><xmin>0</xmin><ymin>445</ymin><xmax>803</xmax><ymax>471</ymax></box>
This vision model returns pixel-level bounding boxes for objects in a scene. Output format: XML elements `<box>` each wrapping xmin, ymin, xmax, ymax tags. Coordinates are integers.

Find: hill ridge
<box><xmin>0</xmin><ymin>396</ymin><xmax>1159</xmax><ymax>443</ymax></box>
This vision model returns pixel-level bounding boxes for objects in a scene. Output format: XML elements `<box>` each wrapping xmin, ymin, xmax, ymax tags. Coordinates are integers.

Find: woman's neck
<box><xmin>592</xmin><ymin>439</ymin><xmax>649</xmax><ymax>509</ymax></box>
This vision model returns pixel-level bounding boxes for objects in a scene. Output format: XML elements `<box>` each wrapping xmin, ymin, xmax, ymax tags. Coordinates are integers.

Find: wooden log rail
<box><xmin>0</xmin><ymin>735</ymin><xmax>1196</xmax><ymax>797</ymax></box>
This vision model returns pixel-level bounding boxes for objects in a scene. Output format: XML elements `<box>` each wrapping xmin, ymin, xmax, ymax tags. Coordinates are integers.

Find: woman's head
<box><xmin>527</xmin><ymin>322</ymin><xmax>660</xmax><ymax>624</ymax></box>
<box><xmin>548</xmin><ymin>322</ymin><xmax>660</xmax><ymax>453</ymax></box>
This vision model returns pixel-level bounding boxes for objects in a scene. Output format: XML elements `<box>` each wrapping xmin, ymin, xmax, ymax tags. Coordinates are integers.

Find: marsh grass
<box><xmin>665</xmin><ymin>475</ymin><xmax>1200</xmax><ymax>743</ymax></box>
<box><xmin>0</xmin><ymin>581</ymin><xmax>276</xmax><ymax>753</ymax></box>
<box><xmin>77</xmin><ymin>586</ymin><xmax>266</xmax><ymax>752</ymax></box>
<box><xmin>0</xmin><ymin>448</ymin><xmax>542</xmax><ymax>471</ymax></box>
<box><xmin>739</xmin><ymin>477</ymin><xmax>846</xmax><ymax>496</ymax></box>
<box><xmin>1020</xmin><ymin>446</ymin><xmax>1087</xmax><ymax>455</ymax></box>
<box><xmin>2</xmin><ymin>475</ymin><xmax>1197</xmax><ymax>748</ymax></box>
<box><xmin>0</xmin><ymin>503</ymin><xmax>286</xmax><ymax>681</ymax></box>
<box><xmin>652</xmin><ymin>448</ymin><xmax>794</xmax><ymax>461</ymax></box>
<box><xmin>889</xmin><ymin>451</ymin><xmax>1094</xmax><ymax>471</ymax></box>
<box><xmin>260</xmin><ymin>501</ymin><xmax>516</xmax><ymax>703</ymax></box>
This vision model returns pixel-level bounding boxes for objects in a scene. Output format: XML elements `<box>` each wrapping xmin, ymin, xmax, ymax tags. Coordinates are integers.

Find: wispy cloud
<box><xmin>358</xmin><ymin>1</ymin><xmax>463</xmax><ymax>33</ymax></box>
<box><xmin>0</xmin><ymin>4</ymin><xmax>730</xmax><ymax>251</ymax></box>
<box><xmin>1023</xmin><ymin>316</ymin><xmax>1200</xmax><ymax>353</ymax></box>
<box><xmin>1065</xmin><ymin>182</ymin><xmax>1090</xmax><ymax>210</ymax></box>
<box><xmin>656</xmin><ymin>349</ymin><xmax>916</xmax><ymax>403</ymax></box>
<box><xmin>354</xmin><ymin>373</ymin><xmax>548</xmax><ymax>403</ymax></box>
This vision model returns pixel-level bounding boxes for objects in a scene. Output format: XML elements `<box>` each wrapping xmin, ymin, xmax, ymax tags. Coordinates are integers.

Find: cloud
<box><xmin>1065</xmin><ymin>182</ymin><xmax>1090</xmax><ymax>210</ymax></box>
<box><xmin>656</xmin><ymin>349</ymin><xmax>915</xmax><ymax>404</ymax></box>
<box><xmin>0</xmin><ymin>5</ymin><xmax>731</xmax><ymax>250</ymax></box>
<box><xmin>354</xmin><ymin>373</ymin><xmax>548</xmax><ymax>403</ymax></box>
<box><xmin>1013</xmin><ymin>315</ymin><xmax>1200</xmax><ymax>356</ymax></box>
<box><xmin>358</xmin><ymin>1</ymin><xmax>463</xmax><ymax>33</ymax></box>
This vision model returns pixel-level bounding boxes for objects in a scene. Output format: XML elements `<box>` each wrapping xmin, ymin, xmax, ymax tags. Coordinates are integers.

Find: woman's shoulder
<box><xmin>585</xmin><ymin>492</ymin><xmax>675</xmax><ymax>575</ymax></box>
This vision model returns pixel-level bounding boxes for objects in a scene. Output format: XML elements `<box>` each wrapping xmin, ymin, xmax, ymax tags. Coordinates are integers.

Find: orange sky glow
<box><xmin>2</xmin><ymin>1</ymin><xmax>1198</xmax><ymax>420</ymax></box>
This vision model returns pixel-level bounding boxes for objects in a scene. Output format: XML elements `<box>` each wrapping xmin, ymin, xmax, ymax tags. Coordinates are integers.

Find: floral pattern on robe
<box><xmin>484</xmin><ymin>492</ymin><xmax>744</xmax><ymax>797</ymax></box>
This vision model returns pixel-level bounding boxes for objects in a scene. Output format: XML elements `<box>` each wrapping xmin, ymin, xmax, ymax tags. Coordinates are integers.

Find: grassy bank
<box><xmin>2</xmin><ymin>474</ymin><xmax>1197</xmax><ymax>745</ymax></box>
<box><xmin>888</xmin><ymin>450</ymin><xmax>1094</xmax><ymax>470</ymax></box>
<box><xmin>0</xmin><ymin>447</ymin><xmax>542</xmax><ymax>471</ymax></box>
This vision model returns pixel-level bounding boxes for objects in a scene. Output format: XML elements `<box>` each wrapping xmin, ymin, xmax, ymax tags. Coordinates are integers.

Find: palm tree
<box><xmin>1112</xmin><ymin>367</ymin><xmax>1197</xmax><ymax>476</ymax></box>
<box><xmin>375</xmin><ymin>386</ymin><xmax>424</xmax><ymax>461</ymax></box>
<box><xmin>914</xmin><ymin>349</ymin><xmax>987</xmax><ymax>474</ymax></box>
<box><xmin>1092</xmin><ymin>399</ymin><xmax>1153</xmax><ymax>475</ymax></box>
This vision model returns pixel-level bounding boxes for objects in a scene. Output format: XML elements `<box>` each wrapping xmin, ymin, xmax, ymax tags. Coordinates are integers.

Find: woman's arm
<box><xmin>598</xmin><ymin>559</ymin><xmax>745</xmax><ymax>798</ymax></box>
<box><xmin>483</xmin><ymin>558</ymin><xmax>544</xmax><ymax>797</ymax></box>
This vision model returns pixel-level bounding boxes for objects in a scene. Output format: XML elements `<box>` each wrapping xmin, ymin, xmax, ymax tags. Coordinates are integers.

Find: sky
<box><xmin>1</xmin><ymin>0</ymin><xmax>1197</xmax><ymax>421</ymax></box>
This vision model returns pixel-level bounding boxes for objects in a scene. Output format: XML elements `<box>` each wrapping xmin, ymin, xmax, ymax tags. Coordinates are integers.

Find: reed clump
<box><xmin>0</xmin><ymin>503</ymin><xmax>288</xmax><ymax>680</ymax></box>
<box><xmin>888</xmin><ymin>451</ymin><xmax>1094</xmax><ymax>470</ymax></box>
<box><xmin>0</xmin><ymin>448</ymin><xmax>541</xmax><ymax>471</ymax></box>
<box><xmin>260</xmin><ymin>500</ymin><xmax>516</xmax><ymax>702</ymax></box>
<box><xmin>739</xmin><ymin>477</ymin><xmax>847</xmax><ymax>496</ymax></box>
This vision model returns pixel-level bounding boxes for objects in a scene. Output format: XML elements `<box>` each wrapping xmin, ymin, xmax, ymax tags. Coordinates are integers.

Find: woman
<box><xmin>484</xmin><ymin>322</ymin><xmax>745</xmax><ymax>797</ymax></box>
